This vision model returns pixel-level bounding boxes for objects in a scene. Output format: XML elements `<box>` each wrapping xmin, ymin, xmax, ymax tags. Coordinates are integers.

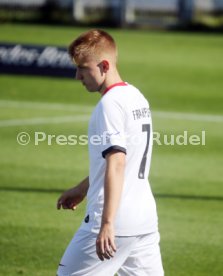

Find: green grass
<box><xmin>0</xmin><ymin>23</ymin><xmax>223</xmax><ymax>275</ymax></box>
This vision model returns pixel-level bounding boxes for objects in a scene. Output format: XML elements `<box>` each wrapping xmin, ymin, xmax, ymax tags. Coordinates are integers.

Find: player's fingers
<box><xmin>96</xmin><ymin>248</ymin><xmax>104</xmax><ymax>261</ymax></box>
<box><xmin>62</xmin><ymin>204</ymin><xmax>69</xmax><ymax>209</ymax></box>
<box><xmin>69</xmin><ymin>203</ymin><xmax>77</xmax><ymax>210</ymax></box>
<box><xmin>104</xmin><ymin>240</ymin><xmax>114</xmax><ymax>258</ymax></box>
<box><xmin>100</xmin><ymin>238</ymin><xmax>105</xmax><ymax>254</ymax></box>
<box><xmin>58</xmin><ymin>199</ymin><xmax>76</xmax><ymax>210</ymax></box>
<box><xmin>97</xmin><ymin>252</ymin><xmax>104</xmax><ymax>261</ymax></box>
<box><xmin>102</xmin><ymin>251</ymin><xmax>111</xmax><ymax>260</ymax></box>
<box><xmin>57</xmin><ymin>194</ymin><xmax>66</xmax><ymax>209</ymax></box>
<box><xmin>57</xmin><ymin>199</ymin><xmax>62</xmax><ymax>209</ymax></box>
<box><xmin>96</xmin><ymin>238</ymin><xmax>105</xmax><ymax>261</ymax></box>
<box><xmin>110</xmin><ymin>239</ymin><xmax>117</xmax><ymax>253</ymax></box>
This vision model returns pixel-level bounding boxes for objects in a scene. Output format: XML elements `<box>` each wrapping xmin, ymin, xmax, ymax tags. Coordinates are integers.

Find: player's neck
<box><xmin>99</xmin><ymin>71</ymin><xmax>123</xmax><ymax>96</ymax></box>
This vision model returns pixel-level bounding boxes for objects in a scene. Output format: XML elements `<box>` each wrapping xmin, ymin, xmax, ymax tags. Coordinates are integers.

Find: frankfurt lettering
<box><xmin>132</xmin><ymin>107</ymin><xmax>150</xmax><ymax>120</ymax></box>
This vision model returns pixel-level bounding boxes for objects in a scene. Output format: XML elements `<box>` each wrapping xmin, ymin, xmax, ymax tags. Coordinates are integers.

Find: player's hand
<box><xmin>96</xmin><ymin>223</ymin><xmax>117</xmax><ymax>261</ymax></box>
<box><xmin>57</xmin><ymin>187</ymin><xmax>84</xmax><ymax>210</ymax></box>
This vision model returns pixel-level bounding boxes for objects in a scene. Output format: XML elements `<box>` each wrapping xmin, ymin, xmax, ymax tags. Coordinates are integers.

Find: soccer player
<box><xmin>56</xmin><ymin>29</ymin><xmax>164</xmax><ymax>276</ymax></box>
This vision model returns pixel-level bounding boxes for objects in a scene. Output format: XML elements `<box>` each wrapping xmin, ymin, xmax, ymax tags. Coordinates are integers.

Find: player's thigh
<box><xmin>57</xmin><ymin>230</ymin><xmax>97</xmax><ymax>276</ymax></box>
<box><xmin>117</xmin><ymin>231</ymin><xmax>164</xmax><ymax>276</ymax></box>
<box><xmin>57</xmin><ymin>230</ymin><xmax>137</xmax><ymax>276</ymax></box>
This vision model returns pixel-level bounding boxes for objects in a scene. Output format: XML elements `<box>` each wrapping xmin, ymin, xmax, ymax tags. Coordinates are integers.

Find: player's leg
<box><xmin>117</xmin><ymin>231</ymin><xmax>164</xmax><ymax>276</ymax></box>
<box><xmin>57</xmin><ymin>229</ymin><xmax>137</xmax><ymax>276</ymax></box>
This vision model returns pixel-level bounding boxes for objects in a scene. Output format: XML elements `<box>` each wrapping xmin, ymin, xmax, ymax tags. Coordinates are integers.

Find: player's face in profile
<box><xmin>75</xmin><ymin>57</ymin><xmax>105</xmax><ymax>92</ymax></box>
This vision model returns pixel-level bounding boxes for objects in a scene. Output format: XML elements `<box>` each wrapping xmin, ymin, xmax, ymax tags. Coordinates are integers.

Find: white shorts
<box><xmin>57</xmin><ymin>229</ymin><xmax>164</xmax><ymax>276</ymax></box>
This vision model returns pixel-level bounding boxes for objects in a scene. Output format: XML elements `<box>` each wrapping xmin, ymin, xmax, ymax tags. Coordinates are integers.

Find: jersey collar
<box><xmin>102</xmin><ymin>82</ymin><xmax>127</xmax><ymax>96</ymax></box>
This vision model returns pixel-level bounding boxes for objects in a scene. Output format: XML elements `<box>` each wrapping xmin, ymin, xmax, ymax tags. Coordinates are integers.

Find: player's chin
<box><xmin>84</xmin><ymin>83</ymin><xmax>100</xmax><ymax>93</ymax></box>
<box><xmin>86</xmin><ymin>87</ymin><xmax>98</xmax><ymax>93</ymax></box>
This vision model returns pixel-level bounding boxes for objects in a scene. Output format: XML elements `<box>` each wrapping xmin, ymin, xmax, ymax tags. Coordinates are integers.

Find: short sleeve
<box><xmin>96</xmin><ymin>99</ymin><xmax>127</xmax><ymax>158</ymax></box>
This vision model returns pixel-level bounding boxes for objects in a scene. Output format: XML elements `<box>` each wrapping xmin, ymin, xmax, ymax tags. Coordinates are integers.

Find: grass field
<box><xmin>0</xmin><ymin>24</ymin><xmax>223</xmax><ymax>276</ymax></box>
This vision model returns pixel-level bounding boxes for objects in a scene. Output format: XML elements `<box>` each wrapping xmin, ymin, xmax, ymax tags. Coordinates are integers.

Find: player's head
<box><xmin>68</xmin><ymin>29</ymin><xmax>118</xmax><ymax>93</ymax></box>
<box><xmin>68</xmin><ymin>29</ymin><xmax>117</xmax><ymax>65</ymax></box>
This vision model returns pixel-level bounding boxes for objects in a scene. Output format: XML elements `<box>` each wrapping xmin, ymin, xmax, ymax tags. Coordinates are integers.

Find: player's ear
<box><xmin>102</xmin><ymin>60</ymin><xmax>109</xmax><ymax>72</ymax></box>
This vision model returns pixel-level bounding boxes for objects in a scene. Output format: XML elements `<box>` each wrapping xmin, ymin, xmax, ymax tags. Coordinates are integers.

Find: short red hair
<box><xmin>68</xmin><ymin>29</ymin><xmax>117</xmax><ymax>64</ymax></box>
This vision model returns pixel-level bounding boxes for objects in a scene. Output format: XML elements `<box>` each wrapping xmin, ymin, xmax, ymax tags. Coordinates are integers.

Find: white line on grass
<box><xmin>153</xmin><ymin>111</ymin><xmax>223</xmax><ymax>123</ymax></box>
<box><xmin>0</xmin><ymin>100</ymin><xmax>223</xmax><ymax>127</ymax></box>
<box><xmin>0</xmin><ymin>100</ymin><xmax>93</xmax><ymax>113</ymax></box>
<box><xmin>0</xmin><ymin>115</ymin><xmax>90</xmax><ymax>127</ymax></box>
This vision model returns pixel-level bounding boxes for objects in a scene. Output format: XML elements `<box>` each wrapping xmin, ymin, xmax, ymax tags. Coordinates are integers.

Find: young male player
<box><xmin>56</xmin><ymin>29</ymin><xmax>164</xmax><ymax>276</ymax></box>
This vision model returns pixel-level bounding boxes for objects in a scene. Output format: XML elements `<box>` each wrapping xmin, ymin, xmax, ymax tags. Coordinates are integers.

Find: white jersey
<box><xmin>79</xmin><ymin>82</ymin><xmax>158</xmax><ymax>236</ymax></box>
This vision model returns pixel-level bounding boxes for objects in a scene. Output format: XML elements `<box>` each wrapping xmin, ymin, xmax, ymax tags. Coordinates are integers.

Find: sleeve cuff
<box><xmin>102</xmin><ymin>145</ymin><xmax>126</xmax><ymax>159</ymax></box>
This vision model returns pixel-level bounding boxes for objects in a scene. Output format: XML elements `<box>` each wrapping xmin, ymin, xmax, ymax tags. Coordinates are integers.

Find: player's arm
<box><xmin>57</xmin><ymin>176</ymin><xmax>89</xmax><ymax>210</ymax></box>
<box><xmin>96</xmin><ymin>151</ymin><xmax>126</xmax><ymax>261</ymax></box>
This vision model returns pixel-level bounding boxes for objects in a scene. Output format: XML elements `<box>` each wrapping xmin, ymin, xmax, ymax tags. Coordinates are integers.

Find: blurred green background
<box><xmin>0</xmin><ymin>23</ymin><xmax>223</xmax><ymax>275</ymax></box>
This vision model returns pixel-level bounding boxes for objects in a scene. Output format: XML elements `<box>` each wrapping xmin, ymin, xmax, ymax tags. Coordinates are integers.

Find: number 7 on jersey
<box><xmin>138</xmin><ymin>124</ymin><xmax>150</xmax><ymax>179</ymax></box>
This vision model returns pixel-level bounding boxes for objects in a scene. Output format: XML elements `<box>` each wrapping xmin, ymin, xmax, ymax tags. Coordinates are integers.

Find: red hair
<box><xmin>68</xmin><ymin>29</ymin><xmax>117</xmax><ymax>64</ymax></box>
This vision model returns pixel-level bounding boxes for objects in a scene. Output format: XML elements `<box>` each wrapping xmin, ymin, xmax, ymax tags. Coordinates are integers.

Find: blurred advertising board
<box><xmin>0</xmin><ymin>42</ymin><xmax>76</xmax><ymax>78</ymax></box>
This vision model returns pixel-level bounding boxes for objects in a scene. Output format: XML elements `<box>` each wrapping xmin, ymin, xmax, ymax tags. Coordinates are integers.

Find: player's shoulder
<box><xmin>99</xmin><ymin>83</ymin><xmax>128</xmax><ymax>109</ymax></box>
<box><xmin>101</xmin><ymin>83</ymin><xmax>142</xmax><ymax>104</ymax></box>
<box><xmin>97</xmin><ymin>83</ymin><xmax>149</xmax><ymax>113</ymax></box>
